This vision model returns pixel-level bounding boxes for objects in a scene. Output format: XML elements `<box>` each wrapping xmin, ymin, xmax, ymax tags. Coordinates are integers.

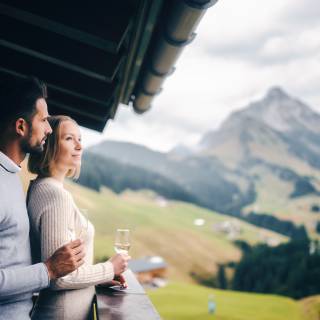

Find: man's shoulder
<box><xmin>0</xmin><ymin>166</ymin><xmax>21</xmax><ymax>194</ymax></box>
<box><xmin>0</xmin><ymin>164</ymin><xmax>18</xmax><ymax>179</ymax></box>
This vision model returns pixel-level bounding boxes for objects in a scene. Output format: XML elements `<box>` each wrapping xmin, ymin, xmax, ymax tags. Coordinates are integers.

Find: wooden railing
<box><xmin>95</xmin><ymin>269</ymin><xmax>161</xmax><ymax>320</ymax></box>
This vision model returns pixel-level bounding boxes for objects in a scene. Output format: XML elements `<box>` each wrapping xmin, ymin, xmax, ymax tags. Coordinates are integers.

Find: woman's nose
<box><xmin>75</xmin><ymin>139</ymin><xmax>82</xmax><ymax>150</ymax></box>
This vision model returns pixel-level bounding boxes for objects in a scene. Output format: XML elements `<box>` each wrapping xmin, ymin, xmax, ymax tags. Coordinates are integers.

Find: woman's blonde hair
<box><xmin>28</xmin><ymin>115</ymin><xmax>81</xmax><ymax>179</ymax></box>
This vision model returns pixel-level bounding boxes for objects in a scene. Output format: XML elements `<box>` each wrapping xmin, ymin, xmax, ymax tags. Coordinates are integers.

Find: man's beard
<box><xmin>20</xmin><ymin>128</ymin><xmax>45</xmax><ymax>155</ymax></box>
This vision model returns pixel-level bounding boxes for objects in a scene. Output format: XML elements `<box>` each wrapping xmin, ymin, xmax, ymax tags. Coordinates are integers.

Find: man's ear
<box><xmin>15</xmin><ymin>118</ymin><xmax>28</xmax><ymax>137</ymax></box>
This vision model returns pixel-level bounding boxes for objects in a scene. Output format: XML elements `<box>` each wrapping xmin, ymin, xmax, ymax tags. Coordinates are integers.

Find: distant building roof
<box><xmin>129</xmin><ymin>256</ymin><xmax>167</xmax><ymax>273</ymax></box>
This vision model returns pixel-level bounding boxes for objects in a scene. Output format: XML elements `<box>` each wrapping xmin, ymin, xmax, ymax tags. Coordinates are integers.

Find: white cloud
<box><xmin>82</xmin><ymin>0</ymin><xmax>320</xmax><ymax>152</ymax></box>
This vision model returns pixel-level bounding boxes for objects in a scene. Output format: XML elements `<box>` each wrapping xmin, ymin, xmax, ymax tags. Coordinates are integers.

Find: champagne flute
<box><xmin>79</xmin><ymin>208</ymin><xmax>89</xmax><ymax>240</ymax></box>
<box><xmin>114</xmin><ymin>229</ymin><xmax>131</xmax><ymax>254</ymax></box>
<box><xmin>65</xmin><ymin>209</ymin><xmax>89</xmax><ymax>281</ymax></box>
<box><xmin>113</xmin><ymin>229</ymin><xmax>130</xmax><ymax>290</ymax></box>
<box><xmin>63</xmin><ymin>208</ymin><xmax>89</xmax><ymax>281</ymax></box>
<box><xmin>67</xmin><ymin>209</ymin><xmax>89</xmax><ymax>241</ymax></box>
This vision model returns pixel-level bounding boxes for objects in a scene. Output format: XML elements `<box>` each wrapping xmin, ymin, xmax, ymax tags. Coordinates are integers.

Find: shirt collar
<box><xmin>0</xmin><ymin>151</ymin><xmax>21</xmax><ymax>173</ymax></box>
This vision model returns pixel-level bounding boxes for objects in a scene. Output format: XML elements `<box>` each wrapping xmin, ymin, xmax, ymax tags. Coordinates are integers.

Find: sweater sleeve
<box><xmin>32</xmin><ymin>183</ymin><xmax>114</xmax><ymax>290</ymax></box>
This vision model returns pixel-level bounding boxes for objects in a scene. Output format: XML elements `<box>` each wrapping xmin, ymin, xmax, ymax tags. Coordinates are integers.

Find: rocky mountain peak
<box><xmin>265</xmin><ymin>86</ymin><xmax>290</xmax><ymax>101</ymax></box>
<box><xmin>222</xmin><ymin>86</ymin><xmax>319</xmax><ymax>134</ymax></box>
<box><xmin>199</xmin><ymin>87</ymin><xmax>320</xmax><ymax>151</ymax></box>
<box><xmin>168</xmin><ymin>144</ymin><xmax>193</xmax><ymax>158</ymax></box>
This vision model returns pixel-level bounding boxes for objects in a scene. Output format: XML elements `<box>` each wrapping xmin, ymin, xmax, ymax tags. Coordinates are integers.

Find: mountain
<box><xmin>82</xmin><ymin>140</ymin><xmax>255</xmax><ymax>215</ymax></box>
<box><xmin>78</xmin><ymin>87</ymin><xmax>320</xmax><ymax>237</ymax></box>
<box><xmin>88</xmin><ymin>141</ymin><xmax>168</xmax><ymax>167</ymax></box>
<box><xmin>198</xmin><ymin>86</ymin><xmax>320</xmax><ymax>198</ymax></box>
<box><xmin>168</xmin><ymin>144</ymin><xmax>194</xmax><ymax>158</ymax></box>
<box><xmin>199</xmin><ymin>87</ymin><xmax>320</xmax><ymax>171</ymax></box>
<box><xmin>197</xmin><ymin>87</ymin><xmax>320</xmax><ymax>235</ymax></box>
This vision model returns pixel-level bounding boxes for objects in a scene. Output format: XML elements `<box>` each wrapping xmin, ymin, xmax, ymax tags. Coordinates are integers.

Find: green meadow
<box><xmin>148</xmin><ymin>282</ymin><xmax>320</xmax><ymax>320</ymax></box>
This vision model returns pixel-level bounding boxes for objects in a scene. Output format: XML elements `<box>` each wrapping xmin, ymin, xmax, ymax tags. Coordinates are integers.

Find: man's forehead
<box><xmin>35</xmin><ymin>98</ymin><xmax>49</xmax><ymax>116</ymax></box>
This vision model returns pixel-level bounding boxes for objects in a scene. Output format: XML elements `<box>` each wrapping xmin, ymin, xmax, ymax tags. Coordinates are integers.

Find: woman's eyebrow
<box><xmin>61</xmin><ymin>133</ymin><xmax>81</xmax><ymax>137</ymax></box>
<box><xmin>61</xmin><ymin>133</ymin><xmax>75</xmax><ymax>136</ymax></box>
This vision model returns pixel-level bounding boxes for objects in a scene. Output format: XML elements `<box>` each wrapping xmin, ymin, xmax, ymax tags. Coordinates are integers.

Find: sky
<box><xmin>81</xmin><ymin>0</ymin><xmax>320</xmax><ymax>152</ymax></box>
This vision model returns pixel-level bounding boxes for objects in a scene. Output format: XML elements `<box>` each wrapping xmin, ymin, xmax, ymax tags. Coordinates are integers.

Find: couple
<box><xmin>0</xmin><ymin>77</ymin><xmax>131</xmax><ymax>319</ymax></box>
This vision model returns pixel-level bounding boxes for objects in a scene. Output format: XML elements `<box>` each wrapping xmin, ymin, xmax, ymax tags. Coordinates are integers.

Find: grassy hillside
<box><xmin>148</xmin><ymin>282</ymin><xmax>320</xmax><ymax>320</ymax></box>
<box><xmin>66</xmin><ymin>180</ymin><xmax>287</xmax><ymax>282</ymax></box>
<box><xmin>299</xmin><ymin>295</ymin><xmax>320</xmax><ymax>320</ymax></box>
<box><xmin>243</xmin><ymin>165</ymin><xmax>320</xmax><ymax>239</ymax></box>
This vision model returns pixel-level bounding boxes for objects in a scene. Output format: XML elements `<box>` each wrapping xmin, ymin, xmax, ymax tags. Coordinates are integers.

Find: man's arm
<box><xmin>0</xmin><ymin>263</ymin><xmax>49</xmax><ymax>302</ymax></box>
<box><xmin>0</xmin><ymin>240</ymin><xmax>84</xmax><ymax>301</ymax></box>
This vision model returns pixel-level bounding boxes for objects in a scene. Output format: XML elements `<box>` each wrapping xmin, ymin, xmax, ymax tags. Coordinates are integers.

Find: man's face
<box><xmin>21</xmin><ymin>98</ymin><xmax>52</xmax><ymax>154</ymax></box>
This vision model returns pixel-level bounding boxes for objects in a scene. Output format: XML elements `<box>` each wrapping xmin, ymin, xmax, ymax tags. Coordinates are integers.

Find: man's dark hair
<box><xmin>0</xmin><ymin>76</ymin><xmax>47</xmax><ymax>134</ymax></box>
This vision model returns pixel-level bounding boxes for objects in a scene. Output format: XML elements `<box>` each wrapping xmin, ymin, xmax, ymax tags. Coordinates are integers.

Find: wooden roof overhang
<box><xmin>0</xmin><ymin>0</ymin><xmax>218</xmax><ymax>131</ymax></box>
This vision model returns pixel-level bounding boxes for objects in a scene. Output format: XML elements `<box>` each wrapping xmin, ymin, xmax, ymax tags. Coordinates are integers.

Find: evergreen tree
<box><xmin>316</xmin><ymin>221</ymin><xmax>320</xmax><ymax>234</ymax></box>
<box><xmin>232</xmin><ymin>239</ymin><xmax>320</xmax><ymax>298</ymax></box>
<box><xmin>217</xmin><ymin>265</ymin><xmax>227</xmax><ymax>289</ymax></box>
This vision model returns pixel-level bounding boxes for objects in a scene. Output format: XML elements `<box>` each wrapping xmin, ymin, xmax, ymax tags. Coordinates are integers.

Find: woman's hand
<box><xmin>109</xmin><ymin>253</ymin><xmax>131</xmax><ymax>275</ymax></box>
<box><xmin>98</xmin><ymin>274</ymin><xmax>128</xmax><ymax>289</ymax></box>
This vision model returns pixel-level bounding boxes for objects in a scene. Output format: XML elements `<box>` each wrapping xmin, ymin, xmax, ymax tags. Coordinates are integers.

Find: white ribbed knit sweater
<box><xmin>27</xmin><ymin>177</ymin><xmax>114</xmax><ymax>289</ymax></box>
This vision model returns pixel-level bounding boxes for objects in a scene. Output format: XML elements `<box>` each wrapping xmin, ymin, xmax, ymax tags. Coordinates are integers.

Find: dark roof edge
<box><xmin>132</xmin><ymin>0</ymin><xmax>219</xmax><ymax>114</ymax></box>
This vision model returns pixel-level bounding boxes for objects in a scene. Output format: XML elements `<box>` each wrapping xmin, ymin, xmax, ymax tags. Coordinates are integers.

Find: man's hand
<box><xmin>44</xmin><ymin>239</ymin><xmax>85</xmax><ymax>280</ymax></box>
<box><xmin>109</xmin><ymin>253</ymin><xmax>131</xmax><ymax>276</ymax></box>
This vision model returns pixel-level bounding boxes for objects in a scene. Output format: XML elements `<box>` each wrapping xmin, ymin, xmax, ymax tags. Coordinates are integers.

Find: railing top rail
<box><xmin>96</xmin><ymin>269</ymin><xmax>161</xmax><ymax>320</ymax></box>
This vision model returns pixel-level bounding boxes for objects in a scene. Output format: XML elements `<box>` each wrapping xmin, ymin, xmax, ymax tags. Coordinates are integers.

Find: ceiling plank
<box><xmin>0</xmin><ymin>2</ymin><xmax>134</xmax><ymax>53</ymax></box>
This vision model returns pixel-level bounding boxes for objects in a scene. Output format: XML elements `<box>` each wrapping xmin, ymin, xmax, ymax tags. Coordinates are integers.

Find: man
<box><xmin>0</xmin><ymin>76</ymin><xmax>85</xmax><ymax>319</ymax></box>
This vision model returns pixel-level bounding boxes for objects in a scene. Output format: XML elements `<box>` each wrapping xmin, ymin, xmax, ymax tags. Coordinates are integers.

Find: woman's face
<box><xmin>55</xmin><ymin>120</ymin><xmax>82</xmax><ymax>171</ymax></box>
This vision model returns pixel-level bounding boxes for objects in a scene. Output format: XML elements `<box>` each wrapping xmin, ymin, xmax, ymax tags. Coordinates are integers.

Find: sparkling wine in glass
<box><xmin>79</xmin><ymin>208</ymin><xmax>89</xmax><ymax>240</ymax></box>
<box><xmin>67</xmin><ymin>208</ymin><xmax>89</xmax><ymax>241</ymax></box>
<box><xmin>65</xmin><ymin>209</ymin><xmax>89</xmax><ymax>281</ymax></box>
<box><xmin>114</xmin><ymin>229</ymin><xmax>131</xmax><ymax>254</ymax></box>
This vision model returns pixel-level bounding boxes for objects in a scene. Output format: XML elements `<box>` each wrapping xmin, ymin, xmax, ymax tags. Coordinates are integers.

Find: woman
<box><xmin>27</xmin><ymin>115</ymin><xmax>130</xmax><ymax>320</ymax></box>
